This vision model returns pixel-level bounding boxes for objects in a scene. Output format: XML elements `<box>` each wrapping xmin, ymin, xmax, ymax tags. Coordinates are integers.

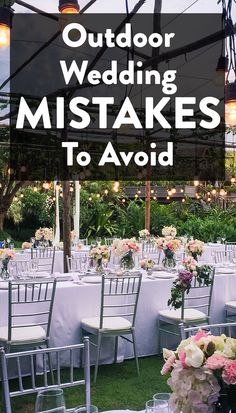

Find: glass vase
<box><xmin>0</xmin><ymin>258</ymin><xmax>10</xmax><ymax>280</ymax></box>
<box><xmin>162</xmin><ymin>252</ymin><xmax>176</xmax><ymax>271</ymax></box>
<box><xmin>120</xmin><ymin>251</ymin><xmax>135</xmax><ymax>271</ymax></box>
<box><xmin>96</xmin><ymin>258</ymin><xmax>103</xmax><ymax>273</ymax></box>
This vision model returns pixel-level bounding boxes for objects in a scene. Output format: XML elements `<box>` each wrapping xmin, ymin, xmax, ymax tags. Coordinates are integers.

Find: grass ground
<box><xmin>0</xmin><ymin>356</ymin><xmax>169</xmax><ymax>413</ymax></box>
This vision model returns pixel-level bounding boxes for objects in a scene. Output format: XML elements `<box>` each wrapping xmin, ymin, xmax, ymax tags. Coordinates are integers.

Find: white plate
<box><xmin>0</xmin><ymin>282</ymin><xmax>18</xmax><ymax>289</ymax></box>
<box><xmin>151</xmin><ymin>271</ymin><xmax>176</xmax><ymax>279</ymax></box>
<box><xmin>27</xmin><ymin>272</ymin><xmax>50</xmax><ymax>278</ymax></box>
<box><xmin>82</xmin><ymin>276</ymin><xmax>102</xmax><ymax>284</ymax></box>
<box><xmin>216</xmin><ymin>268</ymin><xmax>236</xmax><ymax>274</ymax></box>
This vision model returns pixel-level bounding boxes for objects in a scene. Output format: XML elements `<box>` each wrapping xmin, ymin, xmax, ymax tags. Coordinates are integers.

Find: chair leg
<box><xmin>46</xmin><ymin>341</ymin><xmax>55</xmax><ymax>385</ymax></box>
<box><xmin>157</xmin><ymin>318</ymin><xmax>161</xmax><ymax>354</ymax></box>
<box><xmin>131</xmin><ymin>330</ymin><xmax>140</xmax><ymax>377</ymax></box>
<box><xmin>80</xmin><ymin>329</ymin><xmax>84</xmax><ymax>368</ymax></box>
<box><xmin>94</xmin><ymin>333</ymin><xmax>102</xmax><ymax>383</ymax></box>
<box><xmin>114</xmin><ymin>336</ymin><xmax>118</xmax><ymax>363</ymax></box>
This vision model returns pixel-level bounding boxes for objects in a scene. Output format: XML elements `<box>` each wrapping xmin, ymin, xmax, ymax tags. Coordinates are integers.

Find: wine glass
<box><xmin>35</xmin><ymin>388</ymin><xmax>66</xmax><ymax>413</ymax></box>
<box><xmin>74</xmin><ymin>405</ymin><xmax>98</xmax><ymax>413</ymax></box>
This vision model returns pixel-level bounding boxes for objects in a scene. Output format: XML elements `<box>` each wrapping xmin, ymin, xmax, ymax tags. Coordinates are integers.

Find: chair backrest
<box><xmin>225</xmin><ymin>242</ymin><xmax>236</xmax><ymax>252</ymax></box>
<box><xmin>181</xmin><ymin>267</ymin><xmax>215</xmax><ymax>321</ymax></box>
<box><xmin>7</xmin><ymin>280</ymin><xmax>57</xmax><ymax>345</ymax></box>
<box><xmin>31</xmin><ymin>247</ymin><xmax>55</xmax><ymax>274</ymax></box>
<box><xmin>0</xmin><ymin>337</ymin><xmax>91</xmax><ymax>413</ymax></box>
<box><xmin>142</xmin><ymin>241</ymin><xmax>157</xmax><ymax>255</ymax></box>
<box><xmin>213</xmin><ymin>250</ymin><xmax>228</xmax><ymax>264</ymax></box>
<box><xmin>99</xmin><ymin>274</ymin><xmax>142</xmax><ymax>329</ymax></box>
<box><xmin>9</xmin><ymin>259</ymin><xmax>38</xmax><ymax>278</ymax></box>
<box><xmin>66</xmin><ymin>255</ymin><xmax>89</xmax><ymax>273</ymax></box>
<box><xmin>180</xmin><ymin>322</ymin><xmax>236</xmax><ymax>339</ymax></box>
<box><xmin>105</xmin><ymin>238</ymin><xmax>118</xmax><ymax>246</ymax></box>
<box><xmin>77</xmin><ymin>239</ymin><xmax>88</xmax><ymax>246</ymax></box>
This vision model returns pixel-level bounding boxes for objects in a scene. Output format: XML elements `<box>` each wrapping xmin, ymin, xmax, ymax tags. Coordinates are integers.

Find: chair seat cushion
<box><xmin>159</xmin><ymin>308</ymin><xmax>207</xmax><ymax>322</ymax></box>
<box><xmin>81</xmin><ymin>316</ymin><xmax>132</xmax><ymax>331</ymax></box>
<box><xmin>226</xmin><ymin>301</ymin><xmax>236</xmax><ymax>309</ymax></box>
<box><xmin>0</xmin><ymin>326</ymin><xmax>46</xmax><ymax>344</ymax></box>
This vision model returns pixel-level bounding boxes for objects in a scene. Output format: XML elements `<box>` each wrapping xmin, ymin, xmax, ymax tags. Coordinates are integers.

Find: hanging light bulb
<box><xmin>58</xmin><ymin>0</ymin><xmax>80</xmax><ymax>13</ymax></box>
<box><xmin>122</xmin><ymin>198</ymin><xmax>126</xmax><ymax>203</ymax></box>
<box><xmin>225</xmin><ymin>82</ymin><xmax>236</xmax><ymax>126</ymax></box>
<box><xmin>211</xmin><ymin>189</ymin><xmax>217</xmax><ymax>195</ymax></box>
<box><xmin>55</xmin><ymin>181</ymin><xmax>60</xmax><ymax>191</ymax></box>
<box><xmin>219</xmin><ymin>187</ymin><xmax>226</xmax><ymax>196</ymax></box>
<box><xmin>88</xmin><ymin>196</ymin><xmax>92</xmax><ymax>201</ymax></box>
<box><xmin>104</xmin><ymin>189</ymin><xmax>108</xmax><ymax>195</ymax></box>
<box><xmin>193</xmin><ymin>179</ymin><xmax>199</xmax><ymax>187</ymax></box>
<box><xmin>182</xmin><ymin>198</ymin><xmax>186</xmax><ymax>203</ymax></box>
<box><xmin>171</xmin><ymin>186</ymin><xmax>176</xmax><ymax>194</ymax></box>
<box><xmin>33</xmin><ymin>186</ymin><xmax>38</xmax><ymax>192</ymax></box>
<box><xmin>0</xmin><ymin>6</ymin><xmax>13</xmax><ymax>49</ymax></box>
<box><xmin>180</xmin><ymin>187</ymin><xmax>184</xmax><ymax>193</ymax></box>
<box><xmin>214</xmin><ymin>56</ymin><xmax>228</xmax><ymax>86</ymax></box>
<box><xmin>153</xmin><ymin>196</ymin><xmax>157</xmax><ymax>200</ymax></box>
<box><xmin>166</xmin><ymin>195</ymin><xmax>170</xmax><ymax>200</ymax></box>
<box><xmin>112</xmin><ymin>181</ymin><xmax>120</xmax><ymax>192</ymax></box>
<box><xmin>69</xmin><ymin>183</ymin><xmax>74</xmax><ymax>192</ymax></box>
<box><xmin>231</xmin><ymin>175</ymin><xmax>236</xmax><ymax>184</ymax></box>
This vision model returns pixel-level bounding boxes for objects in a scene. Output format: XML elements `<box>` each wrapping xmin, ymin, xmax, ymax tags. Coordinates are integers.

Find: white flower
<box><xmin>185</xmin><ymin>343</ymin><xmax>204</xmax><ymax>368</ymax></box>
<box><xmin>162</xmin><ymin>226</ymin><xmax>177</xmax><ymax>237</ymax></box>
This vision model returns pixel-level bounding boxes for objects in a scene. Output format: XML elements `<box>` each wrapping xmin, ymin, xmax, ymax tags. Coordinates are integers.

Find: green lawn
<box><xmin>0</xmin><ymin>356</ymin><xmax>169</xmax><ymax>413</ymax></box>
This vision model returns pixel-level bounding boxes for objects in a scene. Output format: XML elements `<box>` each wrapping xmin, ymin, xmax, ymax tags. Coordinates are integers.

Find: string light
<box><xmin>69</xmin><ymin>183</ymin><xmax>74</xmax><ymax>192</ymax></box>
<box><xmin>153</xmin><ymin>196</ymin><xmax>157</xmax><ymax>200</ymax></box>
<box><xmin>151</xmin><ymin>189</ymin><xmax>154</xmax><ymax>194</ymax></box>
<box><xmin>231</xmin><ymin>175</ymin><xmax>236</xmax><ymax>184</ymax></box>
<box><xmin>96</xmin><ymin>193</ymin><xmax>100</xmax><ymax>198</ymax></box>
<box><xmin>43</xmin><ymin>181</ymin><xmax>50</xmax><ymax>190</ymax></box>
<box><xmin>182</xmin><ymin>198</ymin><xmax>186</xmax><ymax>203</ymax></box>
<box><xmin>104</xmin><ymin>189</ymin><xmax>109</xmax><ymax>195</ymax></box>
<box><xmin>88</xmin><ymin>196</ymin><xmax>92</xmax><ymax>201</ymax></box>
<box><xmin>55</xmin><ymin>181</ymin><xmax>60</xmax><ymax>191</ymax></box>
<box><xmin>20</xmin><ymin>193</ymin><xmax>24</xmax><ymax>198</ymax></box>
<box><xmin>180</xmin><ymin>187</ymin><xmax>184</xmax><ymax>193</ymax></box>
<box><xmin>122</xmin><ymin>198</ymin><xmax>126</xmax><ymax>203</ymax></box>
<box><xmin>166</xmin><ymin>195</ymin><xmax>170</xmax><ymax>200</ymax></box>
<box><xmin>171</xmin><ymin>186</ymin><xmax>176</xmax><ymax>194</ymax></box>
<box><xmin>193</xmin><ymin>179</ymin><xmax>199</xmax><ymax>187</ymax></box>
<box><xmin>33</xmin><ymin>186</ymin><xmax>38</xmax><ymax>192</ymax></box>
<box><xmin>211</xmin><ymin>189</ymin><xmax>217</xmax><ymax>195</ymax></box>
<box><xmin>58</xmin><ymin>0</ymin><xmax>80</xmax><ymax>13</ymax></box>
<box><xmin>135</xmin><ymin>194</ymin><xmax>139</xmax><ymax>199</ymax></box>
<box><xmin>0</xmin><ymin>6</ymin><xmax>13</xmax><ymax>49</ymax></box>
<box><xmin>112</xmin><ymin>181</ymin><xmax>120</xmax><ymax>192</ymax></box>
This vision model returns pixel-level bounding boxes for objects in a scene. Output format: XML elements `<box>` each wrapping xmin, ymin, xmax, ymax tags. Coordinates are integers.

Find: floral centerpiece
<box><xmin>156</xmin><ymin>237</ymin><xmax>181</xmax><ymax>270</ymax></box>
<box><xmin>112</xmin><ymin>239</ymin><xmax>140</xmax><ymax>270</ymax></box>
<box><xmin>139</xmin><ymin>229</ymin><xmax>150</xmax><ymax>240</ymax></box>
<box><xmin>70</xmin><ymin>230</ymin><xmax>77</xmax><ymax>243</ymax></box>
<box><xmin>89</xmin><ymin>245</ymin><xmax>110</xmax><ymax>272</ymax></box>
<box><xmin>186</xmin><ymin>239</ymin><xmax>204</xmax><ymax>260</ymax></box>
<box><xmin>140</xmin><ymin>257</ymin><xmax>155</xmax><ymax>274</ymax></box>
<box><xmin>0</xmin><ymin>249</ymin><xmax>15</xmax><ymax>279</ymax></box>
<box><xmin>161</xmin><ymin>330</ymin><xmax>236</xmax><ymax>413</ymax></box>
<box><xmin>21</xmin><ymin>241</ymin><xmax>32</xmax><ymax>250</ymax></box>
<box><xmin>168</xmin><ymin>265</ymin><xmax>213</xmax><ymax>310</ymax></box>
<box><xmin>182</xmin><ymin>256</ymin><xmax>198</xmax><ymax>273</ymax></box>
<box><xmin>35</xmin><ymin>227</ymin><xmax>53</xmax><ymax>247</ymax></box>
<box><xmin>162</xmin><ymin>225</ymin><xmax>177</xmax><ymax>238</ymax></box>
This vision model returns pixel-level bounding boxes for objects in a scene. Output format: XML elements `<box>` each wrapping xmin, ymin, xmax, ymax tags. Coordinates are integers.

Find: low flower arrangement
<box><xmin>168</xmin><ymin>265</ymin><xmax>213</xmax><ymax>310</ymax></box>
<box><xmin>55</xmin><ymin>241</ymin><xmax>64</xmax><ymax>250</ymax></box>
<box><xmin>156</xmin><ymin>237</ymin><xmax>181</xmax><ymax>269</ymax></box>
<box><xmin>70</xmin><ymin>230</ymin><xmax>77</xmax><ymax>241</ymax></box>
<box><xmin>161</xmin><ymin>330</ymin><xmax>236</xmax><ymax>413</ymax></box>
<box><xmin>139</xmin><ymin>229</ymin><xmax>150</xmax><ymax>240</ymax></box>
<box><xmin>182</xmin><ymin>256</ymin><xmax>198</xmax><ymax>272</ymax></box>
<box><xmin>0</xmin><ymin>249</ymin><xmax>15</xmax><ymax>279</ymax></box>
<box><xmin>186</xmin><ymin>239</ymin><xmax>204</xmax><ymax>260</ymax></box>
<box><xmin>21</xmin><ymin>241</ymin><xmax>32</xmax><ymax>250</ymax></box>
<box><xmin>35</xmin><ymin>227</ymin><xmax>53</xmax><ymax>246</ymax></box>
<box><xmin>162</xmin><ymin>225</ymin><xmax>177</xmax><ymax>238</ymax></box>
<box><xmin>112</xmin><ymin>239</ymin><xmax>140</xmax><ymax>270</ymax></box>
<box><xmin>89</xmin><ymin>245</ymin><xmax>110</xmax><ymax>272</ymax></box>
<box><xmin>140</xmin><ymin>257</ymin><xmax>155</xmax><ymax>272</ymax></box>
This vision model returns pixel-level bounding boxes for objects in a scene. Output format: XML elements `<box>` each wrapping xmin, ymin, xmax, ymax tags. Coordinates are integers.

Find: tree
<box><xmin>0</xmin><ymin>128</ymin><xmax>30</xmax><ymax>231</ymax></box>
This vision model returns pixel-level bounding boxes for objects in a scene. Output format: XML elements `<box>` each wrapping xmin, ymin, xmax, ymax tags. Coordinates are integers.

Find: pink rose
<box><xmin>161</xmin><ymin>354</ymin><xmax>176</xmax><ymax>375</ymax></box>
<box><xmin>193</xmin><ymin>330</ymin><xmax>208</xmax><ymax>342</ymax></box>
<box><xmin>206</xmin><ymin>355</ymin><xmax>229</xmax><ymax>370</ymax></box>
<box><xmin>222</xmin><ymin>360</ymin><xmax>236</xmax><ymax>385</ymax></box>
<box><xmin>179</xmin><ymin>351</ymin><xmax>188</xmax><ymax>368</ymax></box>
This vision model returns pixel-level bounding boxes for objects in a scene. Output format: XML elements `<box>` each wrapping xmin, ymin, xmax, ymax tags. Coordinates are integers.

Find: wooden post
<box><xmin>145</xmin><ymin>179</ymin><xmax>151</xmax><ymax>231</ymax></box>
<box><xmin>62</xmin><ymin>180</ymin><xmax>71</xmax><ymax>272</ymax></box>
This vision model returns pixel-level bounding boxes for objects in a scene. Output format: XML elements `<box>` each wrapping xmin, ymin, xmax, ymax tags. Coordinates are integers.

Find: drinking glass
<box><xmin>73</xmin><ymin>405</ymin><xmax>98</xmax><ymax>413</ymax></box>
<box><xmin>153</xmin><ymin>393</ymin><xmax>170</xmax><ymax>412</ymax></box>
<box><xmin>146</xmin><ymin>399</ymin><xmax>168</xmax><ymax>413</ymax></box>
<box><xmin>35</xmin><ymin>388</ymin><xmax>66</xmax><ymax>413</ymax></box>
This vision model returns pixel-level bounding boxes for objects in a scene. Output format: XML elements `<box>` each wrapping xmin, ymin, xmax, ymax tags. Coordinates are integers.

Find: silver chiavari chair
<box><xmin>31</xmin><ymin>247</ymin><xmax>55</xmax><ymax>274</ymax></box>
<box><xmin>105</xmin><ymin>237</ymin><xmax>119</xmax><ymax>246</ymax></box>
<box><xmin>225</xmin><ymin>241</ymin><xmax>236</xmax><ymax>253</ymax></box>
<box><xmin>213</xmin><ymin>250</ymin><xmax>228</xmax><ymax>264</ymax></box>
<box><xmin>0</xmin><ymin>337</ymin><xmax>91</xmax><ymax>413</ymax></box>
<box><xmin>9</xmin><ymin>259</ymin><xmax>38</xmax><ymax>278</ymax></box>
<box><xmin>142</xmin><ymin>242</ymin><xmax>161</xmax><ymax>264</ymax></box>
<box><xmin>0</xmin><ymin>280</ymin><xmax>57</xmax><ymax>353</ymax></box>
<box><xmin>180</xmin><ymin>322</ymin><xmax>236</xmax><ymax>339</ymax></box>
<box><xmin>81</xmin><ymin>274</ymin><xmax>142</xmax><ymax>382</ymax></box>
<box><xmin>157</xmin><ymin>267</ymin><xmax>215</xmax><ymax>351</ymax></box>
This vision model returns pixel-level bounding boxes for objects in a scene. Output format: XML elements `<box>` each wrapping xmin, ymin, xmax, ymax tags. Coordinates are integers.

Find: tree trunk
<box><xmin>0</xmin><ymin>212</ymin><xmax>5</xmax><ymax>232</ymax></box>
<box><xmin>62</xmin><ymin>180</ymin><xmax>71</xmax><ymax>273</ymax></box>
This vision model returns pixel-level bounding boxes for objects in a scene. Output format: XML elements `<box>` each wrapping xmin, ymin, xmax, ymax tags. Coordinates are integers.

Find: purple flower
<box><xmin>178</xmin><ymin>269</ymin><xmax>193</xmax><ymax>284</ymax></box>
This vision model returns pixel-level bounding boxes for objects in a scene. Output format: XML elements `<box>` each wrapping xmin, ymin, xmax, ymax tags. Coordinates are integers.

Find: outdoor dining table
<box><xmin>0</xmin><ymin>267</ymin><xmax>235</xmax><ymax>369</ymax></box>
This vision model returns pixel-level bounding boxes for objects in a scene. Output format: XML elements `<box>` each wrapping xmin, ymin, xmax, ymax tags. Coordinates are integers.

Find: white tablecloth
<box><xmin>1</xmin><ymin>270</ymin><xmax>235</xmax><ymax>367</ymax></box>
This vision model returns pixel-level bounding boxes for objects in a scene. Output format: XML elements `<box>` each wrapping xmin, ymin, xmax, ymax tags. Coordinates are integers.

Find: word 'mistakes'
<box><xmin>15</xmin><ymin>22</ymin><xmax>222</xmax><ymax>169</ymax></box>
